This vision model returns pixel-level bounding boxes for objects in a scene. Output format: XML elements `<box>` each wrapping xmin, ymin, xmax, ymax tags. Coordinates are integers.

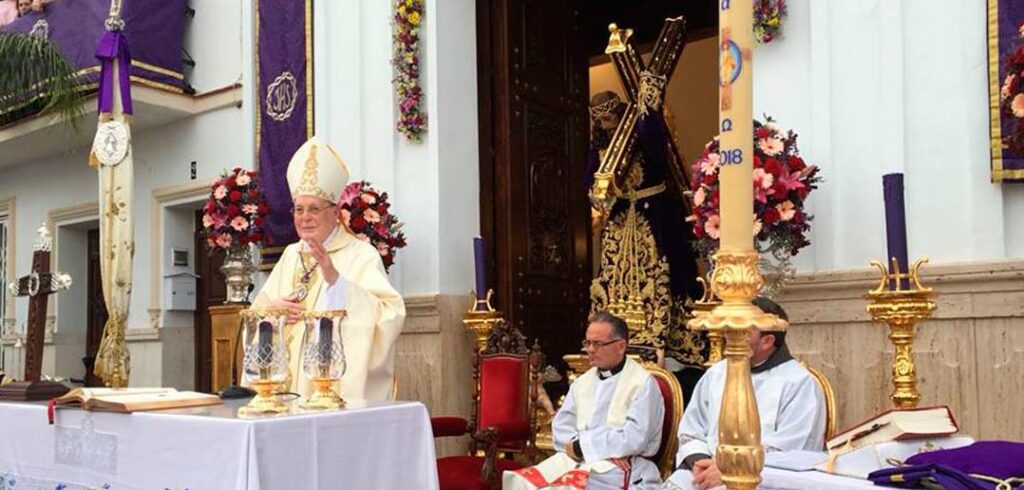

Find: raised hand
<box><xmin>305</xmin><ymin>238</ymin><xmax>339</xmax><ymax>286</ymax></box>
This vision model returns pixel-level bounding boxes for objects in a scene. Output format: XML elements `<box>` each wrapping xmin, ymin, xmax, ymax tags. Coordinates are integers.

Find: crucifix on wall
<box><xmin>0</xmin><ymin>224</ymin><xmax>72</xmax><ymax>401</ymax></box>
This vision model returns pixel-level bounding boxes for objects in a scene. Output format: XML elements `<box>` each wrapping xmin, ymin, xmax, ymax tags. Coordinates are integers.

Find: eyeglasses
<box><xmin>581</xmin><ymin>338</ymin><xmax>624</xmax><ymax>349</ymax></box>
<box><xmin>291</xmin><ymin>205</ymin><xmax>334</xmax><ymax>217</ymax></box>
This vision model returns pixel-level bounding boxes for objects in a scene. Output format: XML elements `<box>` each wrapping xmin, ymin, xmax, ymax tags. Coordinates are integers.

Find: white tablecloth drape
<box><xmin>665</xmin><ymin>467</ymin><xmax>877</xmax><ymax>490</ymax></box>
<box><xmin>0</xmin><ymin>399</ymin><xmax>439</xmax><ymax>489</ymax></box>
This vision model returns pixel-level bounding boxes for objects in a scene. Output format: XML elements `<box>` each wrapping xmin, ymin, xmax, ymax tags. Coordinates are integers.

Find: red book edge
<box><xmin>828</xmin><ymin>405</ymin><xmax>959</xmax><ymax>446</ymax></box>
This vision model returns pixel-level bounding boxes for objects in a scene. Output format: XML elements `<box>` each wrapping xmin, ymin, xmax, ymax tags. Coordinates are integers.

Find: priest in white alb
<box><xmin>253</xmin><ymin>136</ymin><xmax>406</xmax><ymax>402</ymax></box>
<box><xmin>504</xmin><ymin>312</ymin><xmax>665</xmax><ymax>490</ymax></box>
<box><xmin>667</xmin><ymin>297</ymin><xmax>826</xmax><ymax>490</ymax></box>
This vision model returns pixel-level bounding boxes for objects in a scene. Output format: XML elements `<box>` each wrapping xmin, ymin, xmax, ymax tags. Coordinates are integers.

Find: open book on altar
<box><xmin>826</xmin><ymin>406</ymin><xmax>958</xmax><ymax>452</ymax></box>
<box><xmin>53</xmin><ymin>387</ymin><xmax>222</xmax><ymax>413</ymax></box>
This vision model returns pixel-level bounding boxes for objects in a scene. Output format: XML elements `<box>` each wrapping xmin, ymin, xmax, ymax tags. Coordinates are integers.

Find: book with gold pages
<box><xmin>826</xmin><ymin>405</ymin><xmax>958</xmax><ymax>452</ymax></box>
<box><xmin>53</xmin><ymin>387</ymin><xmax>222</xmax><ymax>413</ymax></box>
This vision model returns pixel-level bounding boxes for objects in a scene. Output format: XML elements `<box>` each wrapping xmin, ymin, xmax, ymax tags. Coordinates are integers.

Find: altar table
<box><xmin>0</xmin><ymin>398</ymin><xmax>439</xmax><ymax>489</ymax></box>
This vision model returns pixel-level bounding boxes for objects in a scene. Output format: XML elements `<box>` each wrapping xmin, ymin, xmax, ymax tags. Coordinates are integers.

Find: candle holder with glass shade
<box><xmin>238</xmin><ymin>309</ymin><xmax>290</xmax><ymax>417</ymax></box>
<box><xmin>299</xmin><ymin>310</ymin><xmax>347</xmax><ymax>410</ymax></box>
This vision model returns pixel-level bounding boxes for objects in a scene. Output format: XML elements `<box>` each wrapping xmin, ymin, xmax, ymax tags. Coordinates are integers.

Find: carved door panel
<box><xmin>480</xmin><ymin>0</ymin><xmax>591</xmax><ymax>368</ymax></box>
<box><xmin>194</xmin><ymin>210</ymin><xmax>227</xmax><ymax>393</ymax></box>
<box><xmin>86</xmin><ymin>229</ymin><xmax>107</xmax><ymax>387</ymax></box>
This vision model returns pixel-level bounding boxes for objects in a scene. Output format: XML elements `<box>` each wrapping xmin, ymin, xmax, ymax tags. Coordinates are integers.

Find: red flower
<box><xmin>787</xmin><ymin>155</ymin><xmax>806</xmax><ymax>171</ymax></box>
<box><xmin>203</xmin><ymin>201</ymin><xmax>215</xmax><ymax>213</ymax></box>
<box><xmin>254</xmin><ymin>216</ymin><xmax>265</xmax><ymax>227</ymax></box>
<box><xmin>248</xmin><ymin>189</ymin><xmax>259</xmax><ymax>200</ymax></box>
<box><xmin>351</xmin><ymin>216</ymin><xmax>368</xmax><ymax>229</ymax></box>
<box><xmin>225</xmin><ymin>178</ymin><xmax>237</xmax><ymax>188</ymax></box>
<box><xmin>763</xmin><ymin>157</ymin><xmax>784</xmax><ymax>177</ymax></box>
<box><xmin>226</xmin><ymin>205</ymin><xmax>239</xmax><ymax>217</ymax></box>
<box><xmin>229</xmin><ymin>190</ymin><xmax>242</xmax><ymax>202</ymax></box>
<box><xmin>258</xmin><ymin>203</ymin><xmax>269</xmax><ymax>214</ymax></box>
<box><xmin>763</xmin><ymin>207</ymin><xmax>781</xmax><ymax>225</ymax></box>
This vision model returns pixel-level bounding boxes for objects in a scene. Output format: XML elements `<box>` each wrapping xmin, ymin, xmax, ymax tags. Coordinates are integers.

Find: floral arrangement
<box><xmin>339</xmin><ymin>181</ymin><xmax>408</xmax><ymax>272</ymax></box>
<box><xmin>688</xmin><ymin>118</ymin><xmax>821</xmax><ymax>259</ymax></box>
<box><xmin>202</xmin><ymin>168</ymin><xmax>269</xmax><ymax>250</ymax></box>
<box><xmin>392</xmin><ymin>0</ymin><xmax>426</xmax><ymax>141</ymax></box>
<box><xmin>754</xmin><ymin>0</ymin><xmax>787</xmax><ymax>44</ymax></box>
<box><xmin>1000</xmin><ymin>24</ymin><xmax>1024</xmax><ymax>153</ymax></box>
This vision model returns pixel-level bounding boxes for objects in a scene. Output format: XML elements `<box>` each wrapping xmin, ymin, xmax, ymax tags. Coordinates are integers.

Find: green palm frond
<box><xmin>0</xmin><ymin>32</ymin><xmax>86</xmax><ymax>129</ymax></box>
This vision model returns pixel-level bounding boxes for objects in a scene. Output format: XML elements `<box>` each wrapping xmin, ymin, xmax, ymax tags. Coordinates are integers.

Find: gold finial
<box><xmin>606</xmin><ymin>23</ymin><xmax>632</xmax><ymax>54</ymax></box>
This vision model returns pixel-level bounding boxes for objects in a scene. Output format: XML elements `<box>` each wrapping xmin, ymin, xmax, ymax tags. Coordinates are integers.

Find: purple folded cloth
<box><xmin>905</xmin><ymin>441</ymin><xmax>1024</xmax><ymax>481</ymax></box>
<box><xmin>868</xmin><ymin>464</ymin><xmax>992</xmax><ymax>490</ymax></box>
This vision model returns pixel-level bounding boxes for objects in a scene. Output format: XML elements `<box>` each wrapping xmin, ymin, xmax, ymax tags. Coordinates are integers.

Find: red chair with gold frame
<box><xmin>431</xmin><ymin>320</ymin><xmax>543</xmax><ymax>490</ymax></box>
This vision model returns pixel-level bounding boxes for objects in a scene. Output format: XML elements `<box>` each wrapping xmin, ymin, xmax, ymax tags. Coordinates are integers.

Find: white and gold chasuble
<box><xmin>253</xmin><ymin>226</ymin><xmax>405</xmax><ymax>402</ymax></box>
<box><xmin>503</xmin><ymin>358</ymin><xmax>665</xmax><ymax>490</ymax></box>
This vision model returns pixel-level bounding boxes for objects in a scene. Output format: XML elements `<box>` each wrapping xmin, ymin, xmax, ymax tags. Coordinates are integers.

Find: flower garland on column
<box><xmin>754</xmin><ymin>0</ymin><xmax>787</xmax><ymax>44</ymax></box>
<box><xmin>392</xmin><ymin>0</ymin><xmax>426</xmax><ymax>141</ymax></box>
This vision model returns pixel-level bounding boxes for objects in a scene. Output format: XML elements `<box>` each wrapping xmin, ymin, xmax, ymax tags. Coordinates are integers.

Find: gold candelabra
<box><xmin>463</xmin><ymin>289</ymin><xmax>503</xmax><ymax>353</ymax></box>
<box><xmin>688</xmin><ymin>252</ymin><xmax>786</xmax><ymax>490</ymax></box>
<box><xmin>688</xmin><ymin>277</ymin><xmax>724</xmax><ymax>367</ymax></box>
<box><xmin>864</xmin><ymin>258</ymin><xmax>937</xmax><ymax>409</ymax></box>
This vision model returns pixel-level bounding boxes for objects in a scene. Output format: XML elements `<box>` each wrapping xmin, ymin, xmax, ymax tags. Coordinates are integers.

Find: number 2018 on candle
<box><xmin>721</xmin><ymin>148</ymin><xmax>743</xmax><ymax>165</ymax></box>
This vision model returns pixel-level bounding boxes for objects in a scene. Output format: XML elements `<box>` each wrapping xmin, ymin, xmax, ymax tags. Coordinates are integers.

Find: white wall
<box><xmin>755</xmin><ymin>0</ymin><xmax>1024</xmax><ymax>273</ymax></box>
<box><xmin>314</xmin><ymin>0</ymin><xmax>479</xmax><ymax>296</ymax></box>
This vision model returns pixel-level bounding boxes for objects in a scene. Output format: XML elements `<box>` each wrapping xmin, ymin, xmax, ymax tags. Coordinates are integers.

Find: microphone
<box><xmin>218</xmin><ymin>315</ymin><xmax>256</xmax><ymax>399</ymax></box>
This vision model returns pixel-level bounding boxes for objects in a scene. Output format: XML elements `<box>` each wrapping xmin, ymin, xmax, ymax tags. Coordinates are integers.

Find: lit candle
<box><xmin>473</xmin><ymin>236</ymin><xmax>487</xmax><ymax>306</ymax></box>
<box><xmin>319</xmin><ymin>317</ymin><xmax>333</xmax><ymax>377</ymax></box>
<box><xmin>882</xmin><ymin>173</ymin><xmax>910</xmax><ymax>290</ymax></box>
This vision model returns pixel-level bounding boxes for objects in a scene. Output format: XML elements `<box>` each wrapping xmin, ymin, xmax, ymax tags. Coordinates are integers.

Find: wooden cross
<box><xmin>0</xmin><ymin>225</ymin><xmax>72</xmax><ymax>401</ymax></box>
<box><xmin>591</xmin><ymin>17</ymin><xmax>690</xmax><ymax>210</ymax></box>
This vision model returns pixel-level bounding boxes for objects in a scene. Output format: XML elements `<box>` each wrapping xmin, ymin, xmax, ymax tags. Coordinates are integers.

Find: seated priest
<box><xmin>503</xmin><ymin>312</ymin><xmax>666</xmax><ymax>490</ymax></box>
<box><xmin>670</xmin><ymin>297</ymin><xmax>826</xmax><ymax>490</ymax></box>
<box><xmin>253</xmin><ymin>136</ymin><xmax>405</xmax><ymax>402</ymax></box>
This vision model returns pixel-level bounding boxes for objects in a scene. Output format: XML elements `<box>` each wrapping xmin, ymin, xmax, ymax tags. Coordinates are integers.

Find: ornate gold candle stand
<box><xmin>299</xmin><ymin>310</ymin><xmax>348</xmax><ymax>411</ymax></box>
<box><xmin>463</xmin><ymin>289</ymin><xmax>503</xmax><ymax>353</ymax></box>
<box><xmin>688</xmin><ymin>251</ymin><xmax>787</xmax><ymax>490</ymax></box>
<box><xmin>238</xmin><ymin>308</ymin><xmax>290</xmax><ymax>418</ymax></box>
<box><xmin>864</xmin><ymin>258</ymin><xmax>937</xmax><ymax>409</ymax></box>
<box><xmin>687</xmin><ymin>277</ymin><xmax>724</xmax><ymax>367</ymax></box>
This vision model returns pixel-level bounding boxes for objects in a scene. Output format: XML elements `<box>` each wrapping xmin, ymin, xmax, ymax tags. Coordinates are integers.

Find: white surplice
<box><xmin>504</xmin><ymin>358</ymin><xmax>665</xmax><ymax>490</ymax></box>
<box><xmin>671</xmin><ymin>353</ymin><xmax>826</xmax><ymax>481</ymax></box>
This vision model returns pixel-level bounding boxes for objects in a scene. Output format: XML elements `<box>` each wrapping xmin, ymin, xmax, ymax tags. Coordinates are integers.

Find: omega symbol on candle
<box><xmin>721</xmin><ymin>118</ymin><xmax>733</xmax><ymax>132</ymax></box>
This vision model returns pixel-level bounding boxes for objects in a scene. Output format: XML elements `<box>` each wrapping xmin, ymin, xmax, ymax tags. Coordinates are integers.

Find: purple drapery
<box><xmin>257</xmin><ymin>0</ymin><xmax>313</xmax><ymax>263</ymax></box>
<box><xmin>96</xmin><ymin>31</ymin><xmax>133</xmax><ymax>115</ymax></box>
<box><xmin>0</xmin><ymin>0</ymin><xmax>188</xmax><ymax>93</ymax></box>
<box><xmin>988</xmin><ymin>0</ymin><xmax>1024</xmax><ymax>183</ymax></box>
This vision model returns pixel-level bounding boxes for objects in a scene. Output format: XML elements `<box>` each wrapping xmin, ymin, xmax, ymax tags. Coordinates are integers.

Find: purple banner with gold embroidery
<box><xmin>257</xmin><ymin>0</ymin><xmax>314</xmax><ymax>265</ymax></box>
<box><xmin>988</xmin><ymin>0</ymin><xmax>1024</xmax><ymax>183</ymax></box>
<box><xmin>0</xmin><ymin>0</ymin><xmax>187</xmax><ymax>102</ymax></box>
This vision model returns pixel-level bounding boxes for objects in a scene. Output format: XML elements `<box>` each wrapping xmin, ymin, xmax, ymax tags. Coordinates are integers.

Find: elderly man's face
<box><xmin>292</xmin><ymin>195</ymin><xmax>338</xmax><ymax>244</ymax></box>
<box><xmin>17</xmin><ymin>0</ymin><xmax>30</xmax><ymax>15</ymax></box>
<box><xmin>582</xmin><ymin>321</ymin><xmax>626</xmax><ymax>370</ymax></box>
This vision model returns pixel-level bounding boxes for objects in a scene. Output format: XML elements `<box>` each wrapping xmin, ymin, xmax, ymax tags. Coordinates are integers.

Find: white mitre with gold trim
<box><xmin>286</xmin><ymin>136</ymin><xmax>350</xmax><ymax>203</ymax></box>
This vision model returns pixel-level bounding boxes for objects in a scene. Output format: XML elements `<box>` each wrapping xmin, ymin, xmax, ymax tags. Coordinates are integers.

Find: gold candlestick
<box><xmin>864</xmin><ymin>258</ymin><xmax>937</xmax><ymax>409</ymax></box>
<box><xmin>688</xmin><ymin>277</ymin><xmax>724</xmax><ymax>367</ymax></box>
<box><xmin>688</xmin><ymin>0</ymin><xmax>777</xmax><ymax>487</ymax></box>
<box><xmin>463</xmin><ymin>289</ymin><xmax>503</xmax><ymax>353</ymax></box>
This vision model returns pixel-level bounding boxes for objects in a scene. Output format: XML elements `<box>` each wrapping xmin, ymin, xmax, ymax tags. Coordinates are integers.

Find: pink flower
<box><xmin>364</xmin><ymin>209</ymin><xmax>381</xmax><ymax>223</ymax></box>
<box><xmin>340</xmin><ymin>183</ymin><xmax>361</xmax><ymax>205</ymax></box>
<box><xmin>211</xmin><ymin>213</ymin><xmax>227</xmax><ymax>228</ymax></box>
<box><xmin>776</xmin><ymin>171</ymin><xmax>806</xmax><ymax>193</ymax></box>
<box><xmin>242</xmin><ymin>204</ymin><xmax>259</xmax><ymax>215</ymax></box>
<box><xmin>753</xmin><ymin>168</ymin><xmax>775</xmax><ymax>203</ymax></box>
<box><xmin>213</xmin><ymin>185</ymin><xmax>228</xmax><ymax>200</ymax></box>
<box><xmin>776</xmin><ymin>201</ymin><xmax>797</xmax><ymax>221</ymax></box>
<box><xmin>361</xmin><ymin>193</ymin><xmax>377</xmax><ymax>205</ymax></box>
<box><xmin>758</xmin><ymin>137</ymin><xmax>784</xmax><ymax>156</ymax></box>
<box><xmin>1012</xmin><ymin>94</ymin><xmax>1024</xmax><ymax>118</ymax></box>
<box><xmin>340</xmin><ymin>208</ymin><xmax>352</xmax><ymax>226</ymax></box>
<box><xmin>376</xmin><ymin>242</ymin><xmax>390</xmax><ymax>256</ymax></box>
<box><xmin>700</xmin><ymin>153</ymin><xmax>720</xmax><ymax>175</ymax></box>
<box><xmin>215</xmin><ymin>234</ymin><xmax>232</xmax><ymax>248</ymax></box>
<box><xmin>236</xmin><ymin>172</ymin><xmax>251</xmax><ymax>186</ymax></box>
<box><xmin>356</xmin><ymin>233</ymin><xmax>370</xmax><ymax>242</ymax></box>
<box><xmin>230</xmin><ymin>216</ymin><xmax>249</xmax><ymax>232</ymax></box>
<box><xmin>704</xmin><ymin>214</ymin><xmax>720</xmax><ymax>239</ymax></box>
<box><xmin>202</xmin><ymin>214</ymin><xmax>214</xmax><ymax>228</ymax></box>
<box><xmin>1002</xmin><ymin>74</ymin><xmax>1017</xmax><ymax>101</ymax></box>
<box><xmin>753</xmin><ymin>215</ymin><xmax>763</xmax><ymax>236</ymax></box>
<box><xmin>693</xmin><ymin>187</ymin><xmax>707</xmax><ymax>207</ymax></box>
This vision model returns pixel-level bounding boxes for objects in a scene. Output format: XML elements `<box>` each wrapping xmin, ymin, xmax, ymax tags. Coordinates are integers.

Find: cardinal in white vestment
<box><xmin>252</xmin><ymin>136</ymin><xmax>406</xmax><ymax>402</ymax></box>
<box><xmin>504</xmin><ymin>312</ymin><xmax>665</xmax><ymax>490</ymax></box>
<box><xmin>667</xmin><ymin>297</ymin><xmax>826</xmax><ymax>490</ymax></box>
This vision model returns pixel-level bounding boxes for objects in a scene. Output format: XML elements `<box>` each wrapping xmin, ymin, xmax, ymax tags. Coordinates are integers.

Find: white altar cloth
<box><xmin>0</xmin><ymin>398</ymin><xmax>439</xmax><ymax>489</ymax></box>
